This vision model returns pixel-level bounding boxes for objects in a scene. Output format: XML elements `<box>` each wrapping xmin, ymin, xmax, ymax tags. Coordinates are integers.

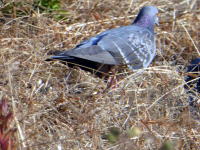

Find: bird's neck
<box><xmin>133</xmin><ymin>15</ymin><xmax>154</xmax><ymax>31</ymax></box>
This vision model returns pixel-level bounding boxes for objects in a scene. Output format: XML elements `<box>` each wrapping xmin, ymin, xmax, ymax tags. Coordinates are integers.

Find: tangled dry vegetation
<box><xmin>0</xmin><ymin>0</ymin><xmax>199</xmax><ymax>149</ymax></box>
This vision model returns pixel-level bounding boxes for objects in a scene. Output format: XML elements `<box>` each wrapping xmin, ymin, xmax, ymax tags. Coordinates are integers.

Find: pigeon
<box><xmin>185</xmin><ymin>58</ymin><xmax>200</xmax><ymax>121</ymax></box>
<box><xmin>185</xmin><ymin>58</ymin><xmax>200</xmax><ymax>95</ymax></box>
<box><xmin>48</xmin><ymin>6</ymin><xmax>159</xmax><ymax>76</ymax></box>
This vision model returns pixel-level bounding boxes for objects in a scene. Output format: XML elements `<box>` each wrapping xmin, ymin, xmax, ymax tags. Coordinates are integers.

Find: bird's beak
<box><xmin>155</xmin><ymin>16</ymin><xmax>159</xmax><ymax>26</ymax></box>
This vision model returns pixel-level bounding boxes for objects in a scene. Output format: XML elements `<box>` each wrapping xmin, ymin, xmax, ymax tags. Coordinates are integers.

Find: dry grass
<box><xmin>0</xmin><ymin>0</ymin><xmax>200</xmax><ymax>149</ymax></box>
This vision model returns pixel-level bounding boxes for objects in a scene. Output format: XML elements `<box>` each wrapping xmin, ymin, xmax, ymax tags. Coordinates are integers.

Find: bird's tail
<box><xmin>50</xmin><ymin>55</ymin><xmax>73</xmax><ymax>60</ymax></box>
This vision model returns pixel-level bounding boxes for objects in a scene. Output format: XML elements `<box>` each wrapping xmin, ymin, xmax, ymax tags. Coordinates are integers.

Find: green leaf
<box><xmin>159</xmin><ymin>141</ymin><xmax>175</xmax><ymax>150</ymax></box>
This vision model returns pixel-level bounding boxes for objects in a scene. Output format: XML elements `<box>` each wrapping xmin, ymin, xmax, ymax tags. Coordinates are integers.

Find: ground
<box><xmin>0</xmin><ymin>0</ymin><xmax>199</xmax><ymax>149</ymax></box>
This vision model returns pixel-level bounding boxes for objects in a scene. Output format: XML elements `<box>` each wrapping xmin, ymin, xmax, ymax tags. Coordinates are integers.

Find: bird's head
<box><xmin>133</xmin><ymin>6</ymin><xmax>159</xmax><ymax>30</ymax></box>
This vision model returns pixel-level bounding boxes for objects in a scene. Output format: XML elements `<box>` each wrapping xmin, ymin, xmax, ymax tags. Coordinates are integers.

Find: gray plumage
<box><xmin>49</xmin><ymin>6</ymin><xmax>159</xmax><ymax>73</ymax></box>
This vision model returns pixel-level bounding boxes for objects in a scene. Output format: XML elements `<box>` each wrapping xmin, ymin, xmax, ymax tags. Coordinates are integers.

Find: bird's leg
<box><xmin>104</xmin><ymin>66</ymin><xmax>119</xmax><ymax>90</ymax></box>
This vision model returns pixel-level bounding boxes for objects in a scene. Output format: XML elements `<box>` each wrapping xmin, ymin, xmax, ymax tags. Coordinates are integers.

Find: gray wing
<box><xmin>97</xmin><ymin>26</ymin><xmax>156</xmax><ymax>70</ymax></box>
<box><xmin>57</xmin><ymin>45</ymin><xmax>119</xmax><ymax>65</ymax></box>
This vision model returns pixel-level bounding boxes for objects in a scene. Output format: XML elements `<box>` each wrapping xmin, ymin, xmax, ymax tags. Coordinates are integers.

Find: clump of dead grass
<box><xmin>0</xmin><ymin>0</ymin><xmax>199</xmax><ymax>149</ymax></box>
